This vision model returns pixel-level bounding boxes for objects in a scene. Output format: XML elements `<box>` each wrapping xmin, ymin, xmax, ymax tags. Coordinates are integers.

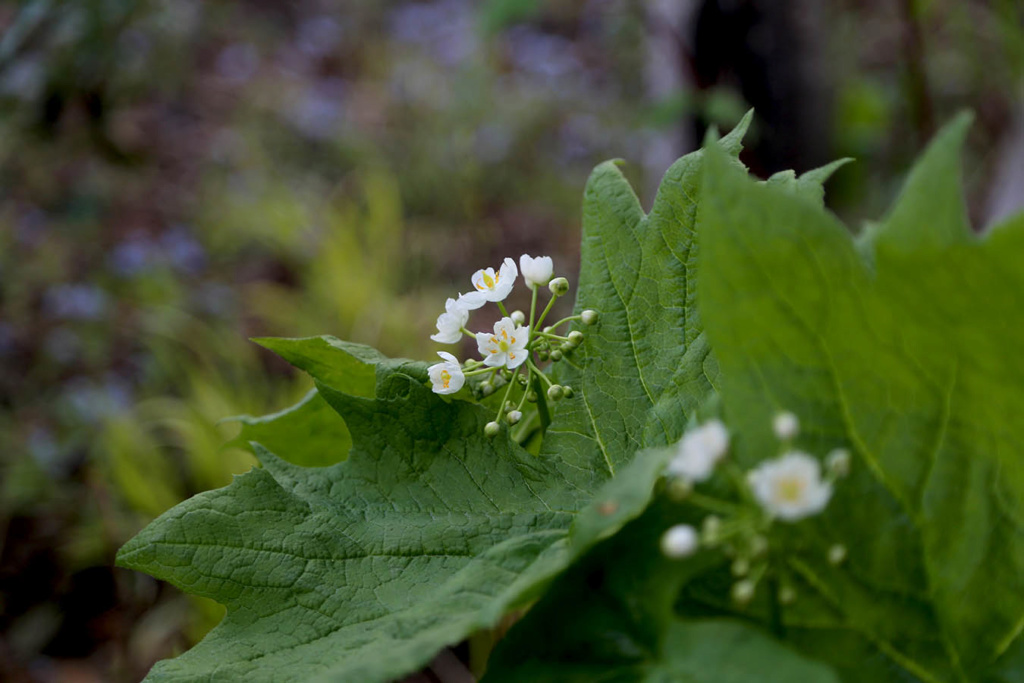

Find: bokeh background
<box><xmin>0</xmin><ymin>1</ymin><xmax>1021</xmax><ymax>681</ymax></box>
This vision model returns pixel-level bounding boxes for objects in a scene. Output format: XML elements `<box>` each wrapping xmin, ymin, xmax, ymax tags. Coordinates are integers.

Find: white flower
<box><xmin>666</xmin><ymin>420</ymin><xmax>730</xmax><ymax>483</ymax></box>
<box><xmin>661</xmin><ymin>524</ymin><xmax>699</xmax><ymax>558</ymax></box>
<box><xmin>772</xmin><ymin>411</ymin><xmax>800</xmax><ymax>440</ymax></box>
<box><xmin>459</xmin><ymin>257</ymin><xmax>517</xmax><ymax>310</ymax></box>
<box><xmin>476</xmin><ymin>317</ymin><xmax>530</xmax><ymax>369</ymax></box>
<box><xmin>428</xmin><ymin>351</ymin><xmax>465</xmax><ymax>395</ymax></box>
<box><xmin>430</xmin><ymin>297</ymin><xmax>469</xmax><ymax>344</ymax></box>
<box><xmin>748</xmin><ymin>451</ymin><xmax>832</xmax><ymax>522</ymax></box>
<box><xmin>519</xmin><ymin>254</ymin><xmax>553</xmax><ymax>290</ymax></box>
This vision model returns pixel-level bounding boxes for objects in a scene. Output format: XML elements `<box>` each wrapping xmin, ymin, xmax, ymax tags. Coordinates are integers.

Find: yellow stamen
<box><xmin>441</xmin><ymin>370</ymin><xmax>451</xmax><ymax>389</ymax></box>
<box><xmin>482</xmin><ymin>271</ymin><xmax>495</xmax><ymax>289</ymax></box>
<box><xmin>776</xmin><ymin>477</ymin><xmax>807</xmax><ymax>503</ymax></box>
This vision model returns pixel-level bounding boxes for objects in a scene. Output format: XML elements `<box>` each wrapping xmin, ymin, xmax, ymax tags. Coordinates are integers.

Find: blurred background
<box><xmin>0</xmin><ymin>0</ymin><xmax>1021</xmax><ymax>680</ymax></box>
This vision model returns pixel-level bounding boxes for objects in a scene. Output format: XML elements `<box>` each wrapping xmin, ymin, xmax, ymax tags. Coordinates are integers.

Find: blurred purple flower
<box><xmin>283</xmin><ymin>79</ymin><xmax>347</xmax><ymax>140</ymax></box>
<box><xmin>160</xmin><ymin>226</ymin><xmax>207</xmax><ymax>274</ymax></box>
<box><xmin>44</xmin><ymin>284</ymin><xmax>110</xmax><ymax>321</ymax></box>
<box><xmin>63</xmin><ymin>376</ymin><xmax>133</xmax><ymax>423</ymax></box>
<box><xmin>505</xmin><ymin>27</ymin><xmax>581</xmax><ymax>80</ymax></box>
<box><xmin>216</xmin><ymin>42</ymin><xmax>260</xmax><ymax>84</ymax></box>
<box><xmin>389</xmin><ymin>0</ymin><xmax>477</xmax><ymax>66</ymax></box>
<box><xmin>297</xmin><ymin>15</ymin><xmax>344</xmax><ymax>58</ymax></box>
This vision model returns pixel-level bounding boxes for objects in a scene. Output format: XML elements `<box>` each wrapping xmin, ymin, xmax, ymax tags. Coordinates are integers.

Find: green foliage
<box><xmin>698</xmin><ymin>113</ymin><xmax>1024</xmax><ymax>680</ymax></box>
<box><xmin>118</xmin><ymin>114</ymin><xmax>1024</xmax><ymax>682</ymax></box>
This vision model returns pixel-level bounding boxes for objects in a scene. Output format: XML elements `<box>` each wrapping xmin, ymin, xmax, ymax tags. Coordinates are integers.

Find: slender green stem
<box><xmin>529</xmin><ymin>288</ymin><xmax>538</xmax><ymax>329</ymax></box>
<box><xmin>497</xmin><ymin>301</ymin><xmax>509</xmax><ymax>317</ymax></box>
<box><xmin>534</xmin><ymin>293</ymin><xmax>558</xmax><ymax>330</ymax></box>
<box><xmin>535</xmin><ymin>331</ymin><xmax>569</xmax><ymax>342</ymax></box>
<box><xmin>462</xmin><ymin>327</ymin><xmax>476</xmax><ymax>339</ymax></box>
<box><xmin>464</xmin><ymin>367</ymin><xmax>494</xmax><ymax>377</ymax></box>
<box><xmin>545</xmin><ymin>314</ymin><xmax>581</xmax><ymax>330</ymax></box>
<box><xmin>527</xmin><ymin>359</ymin><xmax>554</xmax><ymax>387</ymax></box>
<box><xmin>514</xmin><ymin>369</ymin><xmax>532</xmax><ymax>412</ymax></box>
<box><xmin>688</xmin><ymin>491</ymin><xmax>742</xmax><ymax>516</ymax></box>
<box><xmin>494</xmin><ymin>371</ymin><xmax>518</xmax><ymax>421</ymax></box>
<box><xmin>530</xmin><ymin>371</ymin><xmax>551</xmax><ymax>432</ymax></box>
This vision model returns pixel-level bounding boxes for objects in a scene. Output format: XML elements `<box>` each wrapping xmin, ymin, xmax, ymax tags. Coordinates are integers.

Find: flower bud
<box><xmin>550</xmin><ymin>349</ymin><xmax>563</xmax><ymax>361</ymax></box>
<box><xmin>661</xmin><ymin>524</ymin><xmax>699</xmax><ymax>558</ymax></box>
<box><xmin>504</xmin><ymin>401</ymin><xmax>515</xmax><ymax>413</ymax></box>
<box><xmin>828</xmin><ymin>544</ymin><xmax>847</xmax><ymax>566</ymax></box>
<box><xmin>567</xmin><ymin>330</ymin><xmax>584</xmax><ymax>347</ymax></box>
<box><xmin>543</xmin><ymin>326</ymin><xmax>553</xmax><ymax>334</ymax></box>
<box><xmin>549</xmin><ymin>277</ymin><xmax>570</xmax><ymax>296</ymax></box>
<box><xmin>511</xmin><ymin>310</ymin><xmax>526</xmax><ymax>325</ymax></box>
<box><xmin>772</xmin><ymin>411</ymin><xmax>800</xmax><ymax>440</ymax></box>
<box><xmin>538</xmin><ymin>350</ymin><xmax>550</xmax><ymax>361</ymax></box>
<box><xmin>479</xmin><ymin>381</ymin><xmax>494</xmax><ymax>397</ymax></box>
<box><xmin>561</xmin><ymin>385</ymin><xmax>574</xmax><ymax>398</ymax></box>
<box><xmin>731</xmin><ymin>558</ymin><xmax>750</xmax><ymax>577</ymax></box>
<box><xmin>749</xmin><ymin>535</ymin><xmax>769</xmax><ymax>557</ymax></box>
<box><xmin>581</xmin><ymin>309</ymin><xmax>598</xmax><ymax>325</ymax></box>
<box><xmin>732</xmin><ymin>579</ymin><xmax>755</xmax><ymax>605</ymax></box>
<box><xmin>779</xmin><ymin>585</ymin><xmax>797</xmax><ymax>605</ymax></box>
<box><xmin>666</xmin><ymin>477</ymin><xmax>692</xmax><ymax>501</ymax></box>
<box><xmin>484</xmin><ymin>421</ymin><xmax>501</xmax><ymax>437</ymax></box>
<box><xmin>826</xmin><ymin>448</ymin><xmax>851</xmax><ymax>478</ymax></box>
<box><xmin>507</xmin><ymin>410</ymin><xmax>522</xmax><ymax>425</ymax></box>
<box><xmin>517</xmin><ymin>373</ymin><xmax>528</xmax><ymax>386</ymax></box>
<box><xmin>526</xmin><ymin>390</ymin><xmax>538</xmax><ymax>403</ymax></box>
<box><xmin>701</xmin><ymin>515</ymin><xmax>722</xmax><ymax>544</ymax></box>
<box><xmin>547</xmin><ymin>384</ymin><xmax>564</xmax><ymax>401</ymax></box>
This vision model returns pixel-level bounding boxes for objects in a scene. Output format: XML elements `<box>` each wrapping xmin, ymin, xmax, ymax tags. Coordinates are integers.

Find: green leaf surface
<box><xmin>228</xmin><ymin>389</ymin><xmax>351</xmax><ymax>467</ymax></box>
<box><xmin>697</xmin><ymin>117</ymin><xmax>1024</xmax><ymax>680</ymax></box>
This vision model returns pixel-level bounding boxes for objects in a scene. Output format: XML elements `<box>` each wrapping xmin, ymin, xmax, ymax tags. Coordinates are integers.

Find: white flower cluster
<box><xmin>424</xmin><ymin>253</ymin><xmax>598</xmax><ymax>436</ymax></box>
<box><xmin>660</xmin><ymin>410</ymin><xmax>852</xmax><ymax>606</ymax></box>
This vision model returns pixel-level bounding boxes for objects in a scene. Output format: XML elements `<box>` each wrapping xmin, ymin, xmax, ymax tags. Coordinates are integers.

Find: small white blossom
<box><xmin>476</xmin><ymin>317</ymin><xmax>530</xmax><ymax>369</ymax></box>
<box><xmin>430</xmin><ymin>297</ymin><xmax>470</xmax><ymax>344</ymax></box>
<box><xmin>666</xmin><ymin>420</ymin><xmax>730</xmax><ymax>483</ymax></box>
<box><xmin>459</xmin><ymin>258</ymin><xmax>517</xmax><ymax>309</ymax></box>
<box><xmin>772</xmin><ymin>411</ymin><xmax>800</xmax><ymax>440</ymax></box>
<box><xmin>428</xmin><ymin>351</ymin><xmax>465</xmax><ymax>395</ymax></box>
<box><xmin>519</xmin><ymin>254</ymin><xmax>554</xmax><ymax>290</ymax></box>
<box><xmin>748</xmin><ymin>451</ymin><xmax>832</xmax><ymax>522</ymax></box>
<box><xmin>661</xmin><ymin>524</ymin><xmax>699</xmax><ymax>558</ymax></box>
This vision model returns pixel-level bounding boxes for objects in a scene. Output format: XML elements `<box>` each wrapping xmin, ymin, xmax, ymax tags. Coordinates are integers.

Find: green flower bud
<box><xmin>550</xmin><ymin>349</ymin><xmax>563</xmax><ymax>361</ymax></box>
<box><xmin>779</xmin><ymin>585</ymin><xmax>797</xmax><ymax>605</ymax></box>
<box><xmin>561</xmin><ymin>385</ymin><xmax>574</xmax><ymax>398</ymax></box>
<box><xmin>526</xmin><ymin>390</ymin><xmax>538</xmax><ymax>403</ymax></box>
<box><xmin>547</xmin><ymin>385</ymin><xmax>564</xmax><ymax>401</ymax></box>
<box><xmin>484</xmin><ymin>421</ymin><xmax>501</xmax><ymax>438</ymax></box>
<box><xmin>567</xmin><ymin>330</ymin><xmax>584</xmax><ymax>347</ymax></box>
<box><xmin>732</xmin><ymin>579</ymin><xmax>755</xmax><ymax>605</ymax></box>
<box><xmin>549</xmin><ymin>277</ymin><xmax>570</xmax><ymax>296</ymax></box>
<box><xmin>479</xmin><ymin>381</ymin><xmax>494</xmax><ymax>397</ymax></box>
<box><xmin>538</xmin><ymin>350</ymin><xmax>550</xmax><ymax>361</ymax></box>
<box><xmin>507</xmin><ymin>410</ymin><xmax>522</xmax><ymax>425</ymax></box>
<box><xmin>581</xmin><ymin>309</ymin><xmax>598</xmax><ymax>325</ymax></box>
<box><xmin>510</xmin><ymin>310</ymin><xmax>526</xmax><ymax>325</ymax></box>
<box><xmin>828</xmin><ymin>544</ymin><xmax>847</xmax><ymax>566</ymax></box>
<box><xmin>731</xmin><ymin>558</ymin><xmax>750</xmax><ymax>577</ymax></box>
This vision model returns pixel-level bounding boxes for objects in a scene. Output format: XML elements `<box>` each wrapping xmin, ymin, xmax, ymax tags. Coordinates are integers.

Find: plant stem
<box><xmin>534</xmin><ymin>293</ymin><xmax>558</xmax><ymax>330</ymax></box>
<box><xmin>495</xmin><ymin>372</ymin><xmax>518</xmax><ymax>422</ymax></box>
<box><xmin>529</xmin><ymin>288</ymin><xmax>538</xmax><ymax>329</ymax></box>
<box><xmin>527</xmin><ymin>359</ymin><xmax>554</xmax><ymax>387</ymax></box>
<box><xmin>497</xmin><ymin>301</ymin><xmax>509</xmax><ymax>317</ymax></box>
<box><xmin>531</xmin><ymin>371</ymin><xmax>551</xmax><ymax>432</ymax></box>
<box><xmin>688</xmin><ymin>491</ymin><xmax>742</xmax><ymax>515</ymax></box>
<box><xmin>545</xmin><ymin>314</ymin><xmax>581</xmax><ymax>330</ymax></box>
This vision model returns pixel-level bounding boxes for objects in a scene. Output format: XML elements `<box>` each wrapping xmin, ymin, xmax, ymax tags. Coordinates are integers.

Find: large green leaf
<box><xmin>697</xmin><ymin>116</ymin><xmax>1024</xmax><ymax>681</ymax></box>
